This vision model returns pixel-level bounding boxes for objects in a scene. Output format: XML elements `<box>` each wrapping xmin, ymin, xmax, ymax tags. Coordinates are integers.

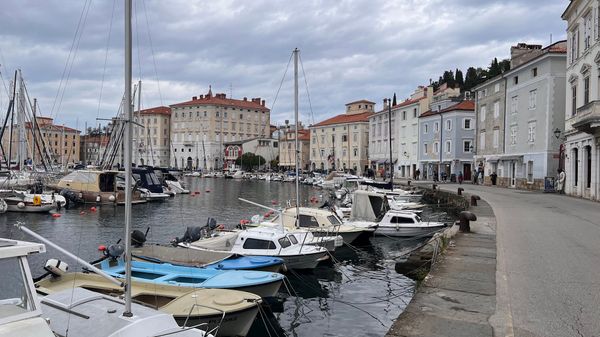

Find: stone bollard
<box><xmin>458</xmin><ymin>187</ymin><xmax>464</xmax><ymax>195</ymax></box>
<box><xmin>470</xmin><ymin>195</ymin><xmax>481</xmax><ymax>206</ymax></box>
<box><xmin>458</xmin><ymin>211</ymin><xmax>477</xmax><ymax>232</ymax></box>
<box><xmin>432</xmin><ymin>183</ymin><xmax>437</xmax><ymax>191</ymax></box>
<box><xmin>407</xmin><ymin>180</ymin><xmax>411</xmax><ymax>186</ymax></box>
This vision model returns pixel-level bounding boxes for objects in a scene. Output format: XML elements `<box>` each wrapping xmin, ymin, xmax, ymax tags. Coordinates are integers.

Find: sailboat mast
<box><xmin>294</xmin><ymin>48</ymin><xmax>300</xmax><ymax>220</ymax></box>
<box><xmin>123</xmin><ymin>0</ymin><xmax>134</xmax><ymax>317</ymax></box>
<box><xmin>32</xmin><ymin>98</ymin><xmax>37</xmax><ymax>170</ymax></box>
<box><xmin>135</xmin><ymin>80</ymin><xmax>141</xmax><ymax>166</ymax></box>
<box><xmin>18</xmin><ymin>71</ymin><xmax>26</xmax><ymax>171</ymax></box>
<box><xmin>387</xmin><ymin>99</ymin><xmax>393</xmax><ymax>190</ymax></box>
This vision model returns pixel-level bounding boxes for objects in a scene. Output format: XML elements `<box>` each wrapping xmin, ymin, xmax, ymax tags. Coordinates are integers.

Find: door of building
<box><xmin>463</xmin><ymin>164</ymin><xmax>471</xmax><ymax>181</ymax></box>
<box><xmin>510</xmin><ymin>162</ymin><xmax>516</xmax><ymax>187</ymax></box>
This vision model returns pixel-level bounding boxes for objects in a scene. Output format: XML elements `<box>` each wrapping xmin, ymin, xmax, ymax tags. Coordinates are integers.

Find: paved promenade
<box><xmin>394</xmin><ymin>182</ymin><xmax>600</xmax><ymax>337</ymax></box>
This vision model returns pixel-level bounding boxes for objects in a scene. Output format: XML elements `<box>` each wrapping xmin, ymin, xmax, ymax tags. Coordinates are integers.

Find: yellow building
<box><xmin>309</xmin><ymin>100</ymin><xmax>374</xmax><ymax>174</ymax></box>
<box><xmin>133</xmin><ymin>106</ymin><xmax>171</xmax><ymax>167</ymax></box>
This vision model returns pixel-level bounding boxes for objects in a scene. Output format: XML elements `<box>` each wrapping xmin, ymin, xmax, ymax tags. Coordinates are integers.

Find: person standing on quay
<box><xmin>557</xmin><ymin>168</ymin><xmax>566</xmax><ymax>194</ymax></box>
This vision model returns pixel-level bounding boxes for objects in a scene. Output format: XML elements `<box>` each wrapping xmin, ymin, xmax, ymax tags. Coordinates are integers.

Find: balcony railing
<box><xmin>574</xmin><ymin>100</ymin><xmax>600</xmax><ymax>134</ymax></box>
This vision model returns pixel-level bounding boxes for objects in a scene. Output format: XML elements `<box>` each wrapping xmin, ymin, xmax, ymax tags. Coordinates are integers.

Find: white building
<box><xmin>562</xmin><ymin>1</ymin><xmax>600</xmax><ymax>200</ymax></box>
<box><xmin>496</xmin><ymin>41</ymin><xmax>566</xmax><ymax>189</ymax></box>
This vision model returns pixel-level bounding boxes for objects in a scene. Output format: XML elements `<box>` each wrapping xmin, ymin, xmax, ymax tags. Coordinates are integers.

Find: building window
<box><xmin>423</xmin><ymin>143</ymin><xmax>428</xmax><ymax>154</ymax></box>
<box><xmin>527</xmin><ymin>161</ymin><xmax>534</xmax><ymax>183</ymax></box>
<box><xmin>493</xmin><ymin>101</ymin><xmax>500</xmax><ymax>118</ymax></box>
<box><xmin>572</xmin><ymin>85</ymin><xmax>577</xmax><ymax>116</ymax></box>
<box><xmin>493</xmin><ymin>129</ymin><xmax>499</xmax><ymax>149</ymax></box>
<box><xmin>433</xmin><ymin>142</ymin><xmax>439</xmax><ymax>153</ymax></box>
<box><xmin>353</xmin><ymin>148</ymin><xmax>358</xmax><ymax>157</ymax></box>
<box><xmin>463</xmin><ymin>140</ymin><xmax>472</xmax><ymax>153</ymax></box>
<box><xmin>402</xmin><ymin>111</ymin><xmax>406</xmax><ymax>120</ymax></box>
<box><xmin>413</xmin><ymin>108</ymin><xmax>417</xmax><ymax>118</ymax></box>
<box><xmin>511</xmin><ymin>96</ymin><xmax>518</xmax><ymax>114</ymax></box>
<box><xmin>239</xmin><ymin>114</ymin><xmax>243</xmax><ymax>119</ymax></box>
<box><xmin>529</xmin><ymin>89</ymin><xmax>537</xmax><ymax>109</ymax></box>
<box><xmin>532</xmin><ymin>68</ymin><xmax>538</xmax><ymax>77</ymax></box>
<box><xmin>584</xmin><ymin>77</ymin><xmax>590</xmax><ymax>105</ymax></box>
<box><xmin>353</xmin><ymin>133</ymin><xmax>357</xmax><ymax>142</ymax></box>
<box><xmin>445</xmin><ymin>140</ymin><xmax>451</xmax><ymax>153</ymax></box>
<box><xmin>480</xmin><ymin>105</ymin><xmax>486</xmax><ymax>122</ymax></box>
<box><xmin>514</xmin><ymin>76</ymin><xmax>519</xmax><ymax>85</ymax></box>
<box><xmin>527</xmin><ymin>122</ymin><xmax>536</xmax><ymax>143</ymax></box>
<box><xmin>342</xmin><ymin>135</ymin><xmax>347</xmax><ymax>142</ymax></box>
<box><xmin>446</xmin><ymin>120</ymin><xmax>452</xmax><ymax>130</ymax></box>
<box><xmin>510</xmin><ymin>126</ymin><xmax>518</xmax><ymax>145</ymax></box>
<box><xmin>494</xmin><ymin>83</ymin><xmax>500</xmax><ymax>92</ymax></box>
<box><xmin>584</xmin><ymin>13</ymin><xmax>592</xmax><ymax>49</ymax></box>
<box><xmin>434</xmin><ymin>121</ymin><xmax>439</xmax><ymax>132</ymax></box>
<box><xmin>480</xmin><ymin>132</ymin><xmax>486</xmax><ymax>150</ymax></box>
<box><xmin>424</xmin><ymin>124</ymin><xmax>428</xmax><ymax>134</ymax></box>
<box><xmin>463</xmin><ymin>119</ymin><xmax>472</xmax><ymax>130</ymax></box>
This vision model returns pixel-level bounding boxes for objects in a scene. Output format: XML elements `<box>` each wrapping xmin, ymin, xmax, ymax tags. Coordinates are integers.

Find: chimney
<box><xmin>192</xmin><ymin>96</ymin><xmax>197</xmax><ymax>100</ymax></box>
<box><xmin>199</xmin><ymin>94</ymin><xmax>204</xmax><ymax>99</ymax></box>
<box><xmin>383</xmin><ymin>98</ymin><xmax>389</xmax><ymax>110</ymax></box>
<box><xmin>261</xmin><ymin>100</ymin><xmax>265</xmax><ymax>106</ymax></box>
<box><xmin>243</xmin><ymin>97</ymin><xmax>247</xmax><ymax>101</ymax></box>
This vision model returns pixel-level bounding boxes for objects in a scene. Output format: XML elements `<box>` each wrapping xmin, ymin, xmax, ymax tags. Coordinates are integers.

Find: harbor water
<box><xmin>0</xmin><ymin>178</ymin><xmax>433</xmax><ymax>337</ymax></box>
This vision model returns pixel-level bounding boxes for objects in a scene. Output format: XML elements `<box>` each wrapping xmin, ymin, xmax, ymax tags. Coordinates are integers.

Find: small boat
<box><xmin>96</xmin><ymin>258</ymin><xmax>284</xmax><ymax>298</ymax></box>
<box><xmin>375</xmin><ymin>210</ymin><xmax>447</xmax><ymax>237</ymax></box>
<box><xmin>0</xmin><ymin>190</ymin><xmax>56</xmax><ymax>213</ymax></box>
<box><xmin>182</xmin><ymin>227</ymin><xmax>329</xmax><ymax>270</ymax></box>
<box><xmin>132</xmin><ymin>167</ymin><xmax>170</xmax><ymax>201</ymax></box>
<box><xmin>0</xmin><ymin>238</ymin><xmax>55</xmax><ymax>337</ymax></box>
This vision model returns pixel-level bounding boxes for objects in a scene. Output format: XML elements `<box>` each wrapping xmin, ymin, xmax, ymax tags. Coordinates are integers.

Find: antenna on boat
<box><xmin>123</xmin><ymin>0</ymin><xmax>134</xmax><ymax>317</ymax></box>
<box><xmin>293</xmin><ymin>48</ymin><xmax>300</xmax><ymax>226</ymax></box>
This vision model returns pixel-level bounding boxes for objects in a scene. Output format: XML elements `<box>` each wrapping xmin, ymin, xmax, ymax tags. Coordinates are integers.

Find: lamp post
<box><xmin>554</xmin><ymin>128</ymin><xmax>564</xmax><ymax>170</ymax></box>
<box><xmin>470</xmin><ymin>144</ymin><xmax>478</xmax><ymax>183</ymax></box>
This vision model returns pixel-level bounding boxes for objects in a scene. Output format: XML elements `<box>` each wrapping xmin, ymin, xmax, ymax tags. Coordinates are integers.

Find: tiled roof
<box><xmin>24</xmin><ymin>122</ymin><xmax>80</xmax><ymax>133</ymax></box>
<box><xmin>298</xmin><ymin>129</ymin><xmax>310</xmax><ymax>141</ymax></box>
<box><xmin>345</xmin><ymin>99</ymin><xmax>375</xmax><ymax>105</ymax></box>
<box><xmin>311</xmin><ymin>111</ymin><xmax>373</xmax><ymax>127</ymax></box>
<box><xmin>140</xmin><ymin>106</ymin><xmax>171</xmax><ymax>116</ymax></box>
<box><xmin>419</xmin><ymin>100</ymin><xmax>474</xmax><ymax>118</ymax></box>
<box><xmin>171</xmin><ymin>94</ymin><xmax>269</xmax><ymax>112</ymax></box>
<box><xmin>392</xmin><ymin>96</ymin><xmax>426</xmax><ymax>109</ymax></box>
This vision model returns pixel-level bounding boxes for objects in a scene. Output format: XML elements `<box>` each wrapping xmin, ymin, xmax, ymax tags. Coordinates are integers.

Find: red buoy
<box><xmin>98</xmin><ymin>245</ymin><xmax>107</xmax><ymax>251</ymax></box>
<box><xmin>90</xmin><ymin>207</ymin><xmax>97</xmax><ymax>212</ymax></box>
<box><xmin>51</xmin><ymin>213</ymin><xmax>61</xmax><ymax>218</ymax></box>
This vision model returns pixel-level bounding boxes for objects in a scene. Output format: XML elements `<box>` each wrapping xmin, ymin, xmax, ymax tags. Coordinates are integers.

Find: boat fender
<box><xmin>96</xmin><ymin>195</ymin><xmax>101</xmax><ymax>202</ymax></box>
<box><xmin>109</xmin><ymin>195</ymin><xmax>116</xmax><ymax>202</ymax></box>
<box><xmin>44</xmin><ymin>259</ymin><xmax>69</xmax><ymax>277</ymax></box>
<box><xmin>17</xmin><ymin>202</ymin><xmax>25</xmax><ymax>209</ymax></box>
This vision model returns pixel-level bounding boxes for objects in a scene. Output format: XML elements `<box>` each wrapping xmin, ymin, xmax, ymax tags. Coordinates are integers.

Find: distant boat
<box><xmin>0</xmin><ymin>190</ymin><xmax>56</xmax><ymax>213</ymax></box>
<box><xmin>55</xmin><ymin>169</ymin><xmax>146</xmax><ymax>205</ymax></box>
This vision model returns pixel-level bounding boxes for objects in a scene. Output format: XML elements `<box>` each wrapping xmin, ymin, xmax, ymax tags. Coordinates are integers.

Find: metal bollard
<box><xmin>407</xmin><ymin>180</ymin><xmax>411</xmax><ymax>186</ymax></box>
<box><xmin>458</xmin><ymin>211</ymin><xmax>477</xmax><ymax>232</ymax></box>
<box><xmin>432</xmin><ymin>183</ymin><xmax>437</xmax><ymax>191</ymax></box>
<box><xmin>470</xmin><ymin>195</ymin><xmax>481</xmax><ymax>206</ymax></box>
<box><xmin>458</xmin><ymin>187</ymin><xmax>464</xmax><ymax>195</ymax></box>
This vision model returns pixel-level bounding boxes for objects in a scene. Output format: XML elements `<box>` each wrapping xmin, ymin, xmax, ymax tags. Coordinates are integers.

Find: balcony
<box><xmin>574</xmin><ymin>100</ymin><xmax>600</xmax><ymax>134</ymax></box>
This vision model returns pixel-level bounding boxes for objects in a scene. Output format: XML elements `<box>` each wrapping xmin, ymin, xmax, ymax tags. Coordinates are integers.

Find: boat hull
<box><xmin>375</xmin><ymin>224</ymin><xmax>447</xmax><ymax>237</ymax></box>
<box><xmin>281</xmin><ymin>251</ymin><xmax>329</xmax><ymax>270</ymax></box>
<box><xmin>175</xmin><ymin>303</ymin><xmax>258</xmax><ymax>337</ymax></box>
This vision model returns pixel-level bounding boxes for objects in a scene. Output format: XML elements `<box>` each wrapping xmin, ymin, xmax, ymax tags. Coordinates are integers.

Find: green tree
<box><xmin>488</xmin><ymin>57</ymin><xmax>501</xmax><ymax>77</ymax></box>
<box><xmin>392</xmin><ymin>93</ymin><xmax>397</xmax><ymax>106</ymax></box>
<box><xmin>235</xmin><ymin>152</ymin><xmax>266</xmax><ymax>171</ymax></box>
<box><xmin>455</xmin><ymin>68</ymin><xmax>464</xmax><ymax>88</ymax></box>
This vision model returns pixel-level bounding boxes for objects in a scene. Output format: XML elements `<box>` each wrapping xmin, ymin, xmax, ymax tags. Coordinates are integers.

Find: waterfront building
<box><xmin>279</xmin><ymin>125</ymin><xmax>310</xmax><ymax>171</ymax></box>
<box><xmin>369</xmin><ymin>86</ymin><xmax>433</xmax><ymax>179</ymax></box>
<box><xmin>309</xmin><ymin>100</ymin><xmax>374</xmax><ymax>174</ymax></box>
<box><xmin>562</xmin><ymin>1</ymin><xmax>600</xmax><ymax>200</ymax></box>
<box><xmin>170</xmin><ymin>88</ymin><xmax>270</xmax><ymax>170</ymax></box>
<box><xmin>494</xmin><ymin>41</ymin><xmax>566</xmax><ymax>189</ymax></box>
<box><xmin>473</xmin><ymin>75</ymin><xmax>507</xmax><ymax>184</ymax></box>
<box><xmin>132</xmin><ymin>106</ymin><xmax>171</xmax><ymax>167</ymax></box>
<box><xmin>2</xmin><ymin>116</ymin><xmax>81</xmax><ymax>168</ymax></box>
<box><xmin>418</xmin><ymin>98</ymin><xmax>475</xmax><ymax>181</ymax></box>
<box><xmin>223</xmin><ymin>137</ymin><xmax>279</xmax><ymax>171</ymax></box>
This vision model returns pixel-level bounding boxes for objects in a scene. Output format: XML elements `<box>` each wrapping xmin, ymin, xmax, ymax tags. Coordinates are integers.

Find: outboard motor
<box><xmin>44</xmin><ymin>259</ymin><xmax>69</xmax><ymax>277</ymax></box>
<box><xmin>131</xmin><ymin>229</ymin><xmax>147</xmax><ymax>247</ymax></box>
<box><xmin>180</xmin><ymin>226</ymin><xmax>203</xmax><ymax>243</ymax></box>
<box><xmin>206</xmin><ymin>217</ymin><xmax>217</xmax><ymax>231</ymax></box>
<box><xmin>105</xmin><ymin>243</ymin><xmax>125</xmax><ymax>259</ymax></box>
<box><xmin>60</xmin><ymin>189</ymin><xmax>84</xmax><ymax>207</ymax></box>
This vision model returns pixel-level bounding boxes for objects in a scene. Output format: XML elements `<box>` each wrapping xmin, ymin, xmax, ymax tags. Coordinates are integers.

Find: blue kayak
<box><xmin>209</xmin><ymin>255</ymin><xmax>284</xmax><ymax>272</ymax></box>
<box><xmin>97</xmin><ymin>259</ymin><xmax>284</xmax><ymax>297</ymax></box>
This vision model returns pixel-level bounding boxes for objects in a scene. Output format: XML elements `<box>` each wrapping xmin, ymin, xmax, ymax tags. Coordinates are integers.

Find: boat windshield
<box><xmin>327</xmin><ymin>215</ymin><xmax>342</xmax><ymax>225</ymax></box>
<box><xmin>415</xmin><ymin>214</ymin><xmax>422</xmax><ymax>222</ymax></box>
<box><xmin>0</xmin><ymin>257</ymin><xmax>35</xmax><ymax>319</ymax></box>
<box><xmin>148</xmin><ymin>173</ymin><xmax>161</xmax><ymax>185</ymax></box>
<box><xmin>287</xmin><ymin>234</ymin><xmax>298</xmax><ymax>244</ymax></box>
<box><xmin>278</xmin><ymin>237</ymin><xmax>292</xmax><ymax>248</ymax></box>
<box><xmin>298</xmin><ymin>214</ymin><xmax>319</xmax><ymax>227</ymax></box>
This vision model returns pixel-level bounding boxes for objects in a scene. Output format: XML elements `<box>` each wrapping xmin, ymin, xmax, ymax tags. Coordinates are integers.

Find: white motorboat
<box><xmin>0</xmin><ymin>190</ymin><xmax>56</xmax><ymax>213</ymax></box>
<box><xmin>166</xmin><ymin>179</ymin><xmax>190</xmax><ymax>193</ymax></box>
<box><xmin>246</xmin><ymin>220</ymin><xmax>343</xmax><ymax>252</ymax></box>
<box><xmin>0</xmin><ymin>170</ymin><xmax>33</xmax><ymax>188</ymax></box>
<box><xmin>387</xmin><ymin>195</ymin><xmax>425</xmax><ymax>211</ymax></box>
<box><xmin>181</xmin><ymin>227</ymin><xmax>329</xmax><ymax>270</ymax></box>
<box><xmin>374</xmin><ymin>210</ymin><xmax>447</xmax><ymax>237</ymax></box>
<box><xmin>0</xmin><ymin>238</ymin><xmax>54</xmax><ymax>337</ymax></box>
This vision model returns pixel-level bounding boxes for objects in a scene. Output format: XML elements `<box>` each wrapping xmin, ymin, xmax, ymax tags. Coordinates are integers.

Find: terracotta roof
<box><xmin>171</xmin><ymin>93</ymin><xmax>269</xmax><ymax>112</ymax></box>
<box><xmin>311</xmin><ymin>111</ymin><xmax>373</xmax><ymax>127</ymax></box>
<box><xmin>419</xmin><ymin>100</ymin><xmax>475</xmax><ymax>118</ymax></box>
<box><xmin>345</xmin><ymin>99</ymin><xmax>375</xmax><ymax>106</ymax></box>
<box><xmin>392</xmin><ymin>96</ymin><xmax>426</xmax><ymax>109</ymax></box>
<box><xmin>140</xmin><ymin>106</ymin><xmax>171</xmax><ymax>116</ymax></box>
<box><xmin>298</xmin><ymin>129</ymin><xmax>310</xmax><ymax>141</ymax></box>
<box><xmin>24</xmin><ymin>122</ymin><xmax>80</xmax><ymax>133</ymax></box>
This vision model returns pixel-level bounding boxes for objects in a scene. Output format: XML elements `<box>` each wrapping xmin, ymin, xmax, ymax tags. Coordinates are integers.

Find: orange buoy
<box><xmin>90</xmin><ymin>207</ymin><xmax>97</xmax><ymax>212</ymax></box>
<box><xmin>51</xmin><ymin>213</ymin><xmax>61</xmax><ymax>218</ymax></box>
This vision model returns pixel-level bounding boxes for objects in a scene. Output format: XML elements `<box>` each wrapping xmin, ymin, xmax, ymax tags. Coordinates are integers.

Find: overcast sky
<box><xmin>0</xmin><ymin>0</ymin><xmax>567</xmax><ymax>131</ymax></box>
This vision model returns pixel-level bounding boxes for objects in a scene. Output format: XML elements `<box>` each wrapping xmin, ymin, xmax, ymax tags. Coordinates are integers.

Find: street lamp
<box><xmin>553</xmin><ymin>128</ymin><xmax>561</xmax><ymax>139</ymax></box>
<box><xmin>553</xmin><ymin>128</ymin><xmax>565</xmax><ymax>170</ymax></box>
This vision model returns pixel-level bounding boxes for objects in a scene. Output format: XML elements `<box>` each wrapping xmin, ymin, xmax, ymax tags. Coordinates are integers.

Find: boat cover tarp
<box><xmin>132</xmin><ymin>244</ymin><xmax>233</xmax><ymax>266</ymax></box>
<box><xmin>350</xmin><ymin>190</ymin><xmax>389</xmax><ymax>222</ymax></box>
<box><xmin>189</xmin><ymin>232</ymin><xmax>239</xmax><ymax>251</ymax></box>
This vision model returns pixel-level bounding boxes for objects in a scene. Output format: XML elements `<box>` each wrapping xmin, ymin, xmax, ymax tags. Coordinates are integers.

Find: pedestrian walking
<box><xmin>415</xmin><ymin>169</ymin><xmax>420</xmax><ymax>180</ymax></box>
<box><xmin>556</xmin><ymin>168</ymin><xmax>566</xmax><ymax>194</ymax></box>
<box><xmin>458</xmin><ymin>171</ymin><xmax>463</xmax><ymax>184</ymax></box>
<box><xmin>490</xmin><ymin>172</ymin><xmax>498</xmax><ymax>185</ymax></box>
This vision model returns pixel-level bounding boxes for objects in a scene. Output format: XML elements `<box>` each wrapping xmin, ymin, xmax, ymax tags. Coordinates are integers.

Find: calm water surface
<box><xmin>0</xmin><ymin>178</ymin><xmax>426</xmax><ymax>337</ymax></box>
